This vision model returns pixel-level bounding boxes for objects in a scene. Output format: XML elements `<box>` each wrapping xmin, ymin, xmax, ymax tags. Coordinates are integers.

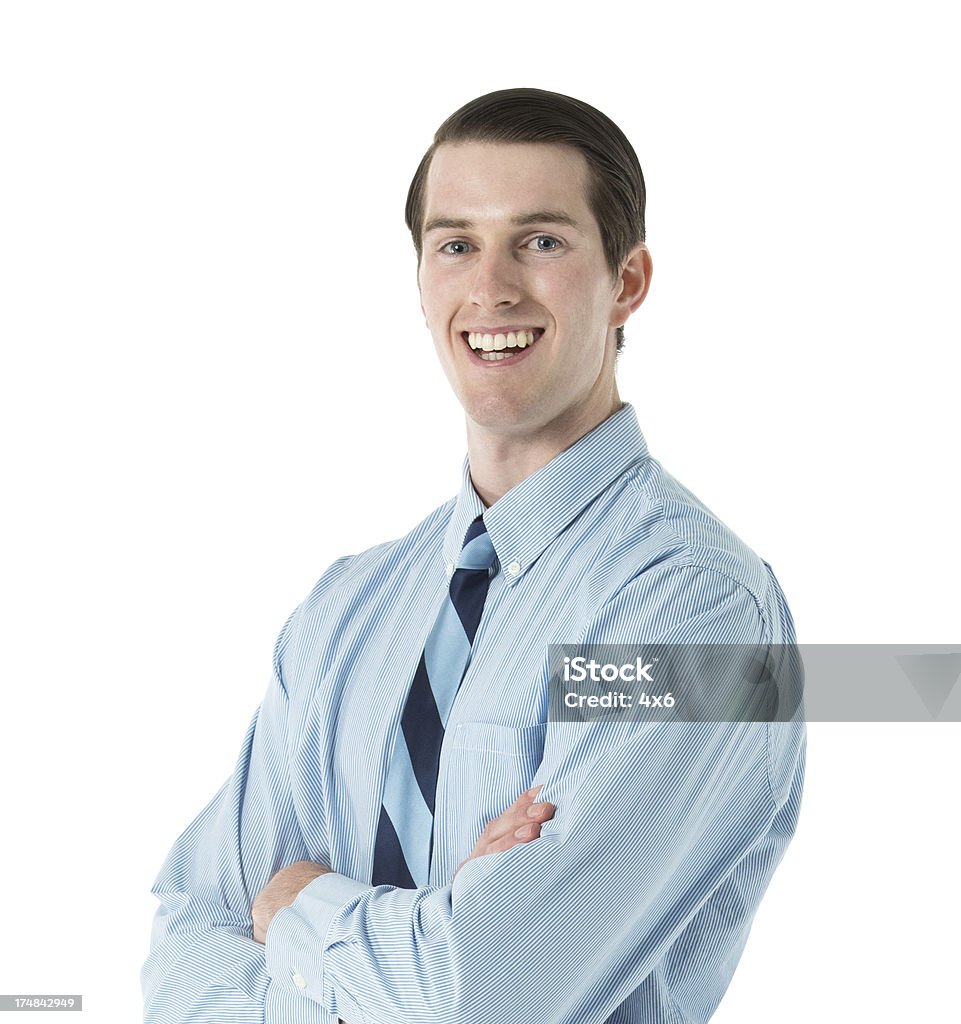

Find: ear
<box><xmin>610</xmin><ymin>243</ymin><xmax>653</xmax><ymax>328</ymax></box>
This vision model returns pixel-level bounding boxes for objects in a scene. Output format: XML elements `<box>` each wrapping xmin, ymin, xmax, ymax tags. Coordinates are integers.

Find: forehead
<box><xmin>422</xmin><ymin>141</ymin><xmax>597</xmax><ymax>232</ymax></box>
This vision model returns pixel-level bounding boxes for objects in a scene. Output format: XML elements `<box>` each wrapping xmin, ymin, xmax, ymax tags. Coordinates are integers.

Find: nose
<box><xmin>468</xmin><ymin>246</ymin><xmax>522</xmax><ymax>310</ymax></box>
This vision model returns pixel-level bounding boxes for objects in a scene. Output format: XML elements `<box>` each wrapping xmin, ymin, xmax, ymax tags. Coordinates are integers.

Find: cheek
<box><xmin>558</xmin><ymin>279</ymin><xmax>604</xmax><ymax>331</ymax></box>
<box><xmin>554</xmin><ymin>264</ymin><xmax>604</xmax><ymax>312</ymax></box>
<box><xmin>419</xmin><ymin>275</ymin><xmax>457</xmax><ymax>330</ymax></box>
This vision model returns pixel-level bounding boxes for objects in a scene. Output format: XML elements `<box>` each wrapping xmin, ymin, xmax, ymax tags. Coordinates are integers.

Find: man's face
<box><xmin>417</xmin><ymin>141</ymin><xmax>632</xmax><ymax>444</ymax></box>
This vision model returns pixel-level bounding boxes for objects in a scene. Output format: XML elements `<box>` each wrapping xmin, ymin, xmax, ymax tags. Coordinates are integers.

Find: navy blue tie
<box><xmin>372</xmin><ymin>515</ymin><xmax>497</xmax><ymax>887</ymax></box>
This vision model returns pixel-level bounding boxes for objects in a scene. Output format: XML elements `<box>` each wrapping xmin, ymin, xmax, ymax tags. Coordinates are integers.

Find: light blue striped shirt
<box><xmin>143</xmin><ymin>402</ymin><xmax>805</xmax><ymax>1024</ymax></box>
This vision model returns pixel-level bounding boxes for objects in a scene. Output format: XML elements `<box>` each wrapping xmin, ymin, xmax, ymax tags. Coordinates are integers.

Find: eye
<box><xmin>528</xmin><ymin>235</ymin><xmax>563</xmax><ymax>252</ymax></box>
<box><xmin>441</xmin><ymin>240</ymin><xmax>471</xmax><ymax>256</ymax></box>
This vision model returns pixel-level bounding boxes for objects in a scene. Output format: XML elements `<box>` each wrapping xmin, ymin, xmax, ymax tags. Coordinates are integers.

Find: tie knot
<box><xmin>457</xmin><ymin>516</ymin><xmax>497</xmax><ymax>571</ymax></box>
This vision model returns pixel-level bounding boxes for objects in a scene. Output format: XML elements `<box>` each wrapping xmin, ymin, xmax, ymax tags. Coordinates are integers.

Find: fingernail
<box><xmin>515</xmin><ymin>823</ymin><xmax>535</xmax><ymax>838</ymax></box>
<box><xmin>527</xmin><ymin>803</ymin><xmax>542</xmax><ymax>818</ymax></box>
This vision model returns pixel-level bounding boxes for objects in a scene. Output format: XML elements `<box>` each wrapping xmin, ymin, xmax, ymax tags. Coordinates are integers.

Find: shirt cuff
<box><xmin>265</xmin><ymin>871</ymin><xmax>372</xmax><ymax>1016</ymax></box>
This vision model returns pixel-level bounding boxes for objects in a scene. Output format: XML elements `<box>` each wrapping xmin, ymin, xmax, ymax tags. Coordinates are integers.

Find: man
<box><xmin>143</xmin><ymin>88</ymin><xmax>805</xmax><ymax>1023</ymax></box>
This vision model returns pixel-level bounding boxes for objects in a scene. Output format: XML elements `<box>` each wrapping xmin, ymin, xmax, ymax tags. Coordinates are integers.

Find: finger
<box><xmin>487</xmin><ymin>795</ymin><xmax>556</xmax><ymax>846</ymax></box>
<box><xmin>498</xmin><ymin>795</ymin><xmax>553</xmax><ymax>833</ymax></box>
<box><xmin>506</xmin><ymin>785</ymin><xmax>543</xmax><ymax>812</ymax></box>
<box><xmin>485</xmin><ymin>802</ymin><xmax>551</xmax><ymax>839</ymax></box>
<box><xmin>487</xmin><ymin>819</ymin><xmax>543</xmax><ymax>854</ymax></box>
<box><xmin>476</xmin><ymin>788</ymin><xmax>540</xmax><ymax>843</ymax></box>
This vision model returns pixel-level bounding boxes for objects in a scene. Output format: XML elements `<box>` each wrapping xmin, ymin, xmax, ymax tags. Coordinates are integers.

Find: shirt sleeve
<box><xmin>141</xmin><ymin>600</ymin><xmax>343</xmax><ymax>1024</ymax></box>
<box><xmin>263</xmin><ymin>564</ymin><xmax>806</xmax><ymax>1024</ymax></box>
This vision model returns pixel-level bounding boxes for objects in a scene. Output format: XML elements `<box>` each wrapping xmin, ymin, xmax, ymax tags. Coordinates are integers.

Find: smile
<box><xmin>463</xmin><ymin>329</ymin><xmax>544</xmax><ymax>362</ymax></box>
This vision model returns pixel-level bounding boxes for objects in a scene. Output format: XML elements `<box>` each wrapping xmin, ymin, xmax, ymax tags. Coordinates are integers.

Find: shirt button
<box><xmin>506</xmin><ymin>561</ymin><xmax>522</xmax><ymax>577</ymax></box>
<box><xmin>291</xmin><ymin>970</ymin><xmax>307</xmax><ymax>990</ymax></box>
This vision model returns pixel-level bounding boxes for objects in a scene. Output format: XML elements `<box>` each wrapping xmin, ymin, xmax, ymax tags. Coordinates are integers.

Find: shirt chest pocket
<box><xmin>434</xmin><ymin>721</ymin><xmax>548</xmax><ymax>874</ymax></box>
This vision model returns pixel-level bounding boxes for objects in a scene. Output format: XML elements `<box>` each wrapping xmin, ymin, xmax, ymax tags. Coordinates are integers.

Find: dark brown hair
<box><xmin>405</xmin><ymin>88</ymin><xmax>646</xmax><ymax>351</ymax></box>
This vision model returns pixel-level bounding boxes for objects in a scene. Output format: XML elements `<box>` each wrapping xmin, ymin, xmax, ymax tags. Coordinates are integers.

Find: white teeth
<box><xmin>467</xmin><ymin>330</ymin><xmax>538</xmax><ymax>352</ymax></box>
<box><xmin>479</xmin><ymin>350</ymin><xmax>517</xmax><ymax>361</ymax></box>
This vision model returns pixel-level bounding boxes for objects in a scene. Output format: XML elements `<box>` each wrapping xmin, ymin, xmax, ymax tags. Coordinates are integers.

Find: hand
<box><xmin>454</xmin><ymin>785</ymin><xmax>556</xmax><ymax>878</ymax></box>
<box><xmin>252</xmin><ymin>860</ymin><xmax>331</xmax><ymax>944</ymax></box>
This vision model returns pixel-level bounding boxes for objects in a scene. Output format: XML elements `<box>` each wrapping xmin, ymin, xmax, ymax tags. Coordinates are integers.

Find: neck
<box><xmin>466</xmin><ymin>384</ymin><xmax>623</xmax><ymax>507</ymax></box>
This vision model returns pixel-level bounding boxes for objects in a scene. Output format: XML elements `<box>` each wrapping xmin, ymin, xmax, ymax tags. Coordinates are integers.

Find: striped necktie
<box><xmin>372</xmin><ymin>514</ymin><xmax>497</xmax><ymax>888</ymax></box>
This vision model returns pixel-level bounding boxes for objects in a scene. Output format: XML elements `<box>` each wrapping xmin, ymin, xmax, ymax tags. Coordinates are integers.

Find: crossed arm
<box><xmin>250</xmin><ymin>785</ymin><xmax>556</xmax><ymax>943</ymax></box>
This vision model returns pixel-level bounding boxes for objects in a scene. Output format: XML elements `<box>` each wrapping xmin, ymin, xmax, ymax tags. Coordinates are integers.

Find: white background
<box><xmin>1</xmin><ymin>2</ymin><xmax>958</xmax><ymax>1020</ymax></box>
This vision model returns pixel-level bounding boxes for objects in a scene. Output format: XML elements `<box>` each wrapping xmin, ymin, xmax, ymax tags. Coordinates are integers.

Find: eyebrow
<box><xmin>423</xmin><ymin>210</ymin><xmax>582</xmax><ymax>235</ymax></box>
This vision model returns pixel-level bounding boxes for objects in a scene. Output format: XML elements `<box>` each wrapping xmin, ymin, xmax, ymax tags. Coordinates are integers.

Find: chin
<box><xmin>464</xmin><ymin>394</ymin><xmax>546</xmax><ymax>437</ymax></box>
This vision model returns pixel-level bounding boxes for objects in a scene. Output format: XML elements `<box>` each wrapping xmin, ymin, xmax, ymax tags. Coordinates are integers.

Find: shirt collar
<box><xmin>443</xmin><ymin>403</ymin><xmax>650</xmax><ymax>582</ymax></box>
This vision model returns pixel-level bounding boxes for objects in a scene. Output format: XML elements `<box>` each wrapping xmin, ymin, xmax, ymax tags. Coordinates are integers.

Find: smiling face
<box><xmin>417</xmin><ymin>141</ymin><xmax>644</xmax><ymax>450</ymax></box>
